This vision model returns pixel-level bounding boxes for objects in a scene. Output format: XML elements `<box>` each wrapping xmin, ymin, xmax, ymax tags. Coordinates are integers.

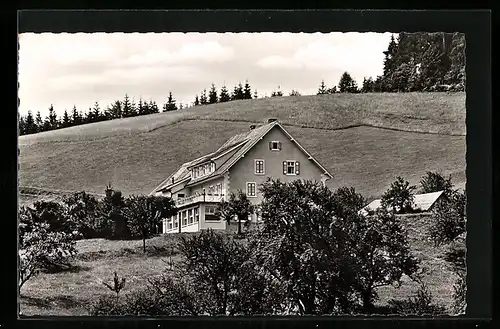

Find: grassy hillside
<box><xmin>19</xmin><ymin>92</ymin><xmax>466</xmax><ymax>200</ymax></box>
<box><xmin>19</xmin><ymin>213</ymin><xmax>457</xmax><ymax>316</ymax></box>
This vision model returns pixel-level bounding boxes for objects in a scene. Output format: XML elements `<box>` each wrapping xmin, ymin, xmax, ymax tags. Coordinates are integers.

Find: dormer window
<box><xmin>191</xmin><ymin>162</ymin><xmax>216</xmax><ymax>179</ymax></box>
<box><xmin>269</xmin><ymin>141</ymin><xmax>282</xmax><ymax>151</ymax></box>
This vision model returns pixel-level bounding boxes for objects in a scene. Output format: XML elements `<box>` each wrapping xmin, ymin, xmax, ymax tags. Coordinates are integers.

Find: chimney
<box><xmin>268</xmin><ymin>118</ymin><xmax>278</xmax><ymax>123</ymax></box>
<box><xmin>249</xmin><ymin>124</ymin><xmax>256</xmax><ymax>130</ymax></box>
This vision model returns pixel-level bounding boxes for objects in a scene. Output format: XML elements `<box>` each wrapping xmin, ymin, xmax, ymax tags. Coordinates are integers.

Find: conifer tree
<box><xmin>208</xmin><ymin>84</ymin><xmax>218</xmax><ymax>104</ymax></box>
<box><xmin>42</xmin><ymin>114</ymin><xmax>51</xmax><ymax>131</ymax></box>
<box><xmin>200</xmin><ymin>89</ymin><xmax>208</xmax><ymax>105</ymax></box>
<box><xmin>317</xmin><ymin>80</ymin><xmax>328</xmax><ymax>95</ymax></box>
<box><xmin>18</xmin><ymin>114</ymin><xmax>26</xmax><ymax>135</ymax></box>
<box><xmin>361</xmin><ymin>77</ymin><xmax>375</xmax><ymax>93</ymax></box>
<box><xmin>137</xmin><ymin>98</ymin><xmax>145</xmax><ymax>115</ymax></box>
<box><xmin>338</xmin><ymin>72</ymin><xmax>359</xmax><ymax>93</ymax></box>
<box><xmin>35</xmin><ymin>111</ymin><xmax>43</xmax><ymax>132</ymax></box>
<box><xmin>327</xmin><ymin>86</ymin><xmax>337</xmax><ymax>94</ymax></box>
<box><xmin>92</xmin><ymin>102</ymin><xmax>101</xmax><ymax>122</ymax></box>
<box><xmin>163</xmin><ymin>92</ymin><xmax>178</xmax><ymax>111</ymax></box>
<box><xmin>62</xmin><ymin>109</ymin><xmax>71</xmax><ymax>128</ymax></box>
<box><xmin>109</xmin><ymin>100</ymin><xmax>122</xmax><ymax>119</ymax></box>
<box><xmin>48</xmin><ymin>105</ymin><xmax>58</xmax><ymax>129</ymax></box>
<box><xmin>219</xmin><ymin>85</ymin><xmax>230</xmax><ymax>103</ymax></box>
<box><xmin>243</xmin><ymin>80</ymin><xmax>252</xmax><ymax>99</ymax></box>
<box><xmin>129</xmin><ymin>98</ymin><xmax>138</xmax><ymax>117</ymax></box>
<box><xmin>194</xmin><ymin>94</ymin><xmax>200</xmax><ymax>106</ymax></box>
<box><xmin>122</xmin><ymin>94</ymin><xmax>132</xmax><ymax>118</ymax></box>
<box><xmin>148</xmin><ymin>100</ymin><xmax>159</xmax><ymax>114</ymax></box>
<box><xmin>24</xmin><ymin>111</ymin><xmax>37</xmax><ymax>135</ymax></box>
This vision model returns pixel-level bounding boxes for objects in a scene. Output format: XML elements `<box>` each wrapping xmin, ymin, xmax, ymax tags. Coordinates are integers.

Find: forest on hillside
<box><xmin>18</xmin><ymin>32</ymin><xmax>465</xmax><ymax>136</ymax></box>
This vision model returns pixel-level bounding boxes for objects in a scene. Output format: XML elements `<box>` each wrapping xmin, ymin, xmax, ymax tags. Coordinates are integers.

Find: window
<box><xmin>205</xmin><ymin>205</ymin><xmax>219</xmax><ymax>221</ymax></box>
<box><xmin>246</xmin><ymin>182</ymin><xmax>257</xmax><ymax>197</ymax></box>
<box><xmin>269</xmin><ymin>141</ymin><xmax>282</xmax><ymax>151</ymax></box>
<box><xmin>214</xmin><ymin>183</ymin><xmax>222</xmax><ymax>196</ymax></box>
<box><xmin>177</xmin><ymin>193</ymin><xmax>185</xmax><ymax>198</ymax></box>
<box><xmin>188</xmin><ymin>209</ymin><xmax>194</xmax><ymax>224</ymax></box>
<box><xmin>255</xmin><ymin>160</ymin><xmax>265</xmax><ymax>174</ymax></box>
<box><xmin>194</xmin><ymin>207</ymin><xmax>199</xmax><ymax>222</ymax></box>
<box><xmin>182</xmin><ymin>211</ymin><xmax>187</xmax><ymax>226</ymax></box>
<box><xmin>167</xmin><ymin>218</ymin><xmax>173</xmax><ymax>230</ymax></box>
<box><xmin>174</xmin><ymin>214</ymin><xmax>179</xmax><ymax>228</ymax></box>
<box><xmin>208</xmin><ymin>185</ymin><xmax>215</xmax><ymax>195</ymax></box>
<box><xmin>283</xmin><ymin>161</ymin><xmax>300</xmax><ymax>175</ymax></box>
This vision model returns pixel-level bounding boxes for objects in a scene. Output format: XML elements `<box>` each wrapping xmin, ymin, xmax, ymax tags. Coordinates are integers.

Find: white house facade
<box><xmin>150</xmin><ymin>119</ymin><xmax>333</xmax><ymax>234</ymax></box>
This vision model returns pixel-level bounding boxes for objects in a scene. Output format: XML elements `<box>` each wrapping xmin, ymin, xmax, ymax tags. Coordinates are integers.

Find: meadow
<box><xmin>19</xmin><ymin>213</ymin><xmax>457</xmax><ymax>316</ymax></box>
<box><xmin>18</xmin><ymin>92</ymin><xmax>466</xmax><ymax>315</ymax></box>
<box><xmin>18</xmin><ymin>92</ymin><xmax>466</xmax><ymax>201</ymax></box>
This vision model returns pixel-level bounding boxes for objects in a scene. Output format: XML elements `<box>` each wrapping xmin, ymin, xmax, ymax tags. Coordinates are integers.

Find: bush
<box><xmin>429</xmin><ymin>190</ymin><xmax>466</xmax><ymax>246</ymax></box>
<box><xmin>381</xmin><ymin>177</ymin><xmax>417</xmax><ymax>214</ymax></box>
<box><xmin>419</xmin><ymin>171</ymin><xmax>453</xmax><ymax>195</ymax></box>
<box><xmin>452</xmin><ymin>272</ymin><xmax>466</xmax><ymax>314</ymax></box>
<box><xmin>19</xmin><ymin>205</ymin><xmax>78</xmax><ymax>276</ymax></box>
<box><xmin>19</xmin><ymin>221</ymin><xmax>78</xmax><ymax>289</ymax></box>
<box><xmin>62</xmin><ymin>191</ymin><xmax>103</xmax><ymax>239</ymax></box>
<box><xmin>89</xmin><ymin>275</ymin><xmax>201</xmax><ymax>316</ymax></box>
<box><xmin>387</xmin><ymin>282</ymin><xmax>447</xmax><ymax>315</ymax></box>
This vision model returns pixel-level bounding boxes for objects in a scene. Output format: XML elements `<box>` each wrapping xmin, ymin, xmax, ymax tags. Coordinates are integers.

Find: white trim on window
<box><xmin>246</xmin><ymin>182</ymin><xmax>257</xmax><ymax>197</ymax></box>
<box><xmin>254</xmin><ymin>159</ymin><xmax>265</xmax><ymax>175</ymax></box>
<box><xmin>285</xmin><ymin>160</ymin><xmax>297</xmax><ymax>176</ymax></box>
<box><xmin>270</xmin><ymin>140</ymin><xmax>281</xmax><ymax>151</ymax></box>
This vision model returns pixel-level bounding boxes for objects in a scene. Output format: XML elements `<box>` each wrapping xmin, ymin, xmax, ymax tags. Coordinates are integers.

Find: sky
<box><xmin>18</xmin><ymin>32</ymin><xmax>392</xmax><ymax>117</ymax></box>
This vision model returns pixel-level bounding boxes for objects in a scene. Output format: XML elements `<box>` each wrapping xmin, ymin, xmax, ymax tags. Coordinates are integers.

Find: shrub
<box><xmin>19</xmin><ymin>220</ymin><xmax>77</xmax><ymax>289</ymax></box>
<box><xmin>387</xmin><ymin>282</ymin><xmax>447</xmax><ymax>315</ymax></box>
<box><xmin>350</xmin><ymin>209</ymin><xmax>420</xmax><ymax>312</ymax></box>
<box><xmin>381</xmin><ymin>176</ymin><xmax>417</xmax><ymax>214</ymax></box>
<box><xmin>124</xmin><ymin>195</ymin><xmax>176</xmax><ymax>252</ymax></box>
<box><xmin>216</xmin><ymin>190</ymin><xmax>255</xmax><ymax>235</ymax></box>
<box><xmin>429</xmin><ymin>190</ymin><xmax>466</xmax><ymax>246</ymax></box>
<box><xmin>332</xmin><ymin>186</ymin><xmax>366</xmax><ymax>219</ymax></box>
<box><xmin>419</xmin><ymin>171</ymin><xmax>453</xmax><ymax>196</ymax></box>
<box><xmin>62</xmin><ymin>191</ymin><xmax>102</xmax><ymax>239</ymax></box>
<box><xmin>19</xmin><ymin>205</ymin><xmax>78</xmax><ymax>276</ymax></box>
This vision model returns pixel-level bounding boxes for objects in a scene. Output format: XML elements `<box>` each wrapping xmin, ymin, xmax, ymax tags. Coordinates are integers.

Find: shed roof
<box><xmin>358</xmin><ymin>190</ymin><xmax>445</xmax><ymax>215</ymax></box>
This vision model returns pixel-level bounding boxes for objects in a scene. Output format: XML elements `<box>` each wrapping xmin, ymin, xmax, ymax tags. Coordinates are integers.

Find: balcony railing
<box><xmin>175</xmin><ymin>193</ymin><xmax>225</xmax><ymax>207</ymax></box>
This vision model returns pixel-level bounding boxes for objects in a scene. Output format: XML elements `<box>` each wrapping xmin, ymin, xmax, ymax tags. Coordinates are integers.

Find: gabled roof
<box><xmin>150</xmin><ymin>121</ymin><xmax>333</xmax><ymax>195</ymax></box>
<box><xmin>358</xmin><ymin>190</ymin><xmax>445</xmax><ymax>215</ymax></box>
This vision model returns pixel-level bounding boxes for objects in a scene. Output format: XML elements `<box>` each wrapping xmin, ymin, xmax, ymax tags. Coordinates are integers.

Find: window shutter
<box><xmin>269</xmin><ymin>142</ymin><xmax>272</xmax><ymax>150</ymax></box>
<box><xmin>278</xmin><ymin>142</ymin><xmax>282</xmax><ymax>150</ymax></box>
<box><xmin>283</xmin><ymin>161</ymin><xmax>287</xmax><ymax>175</ymax></box>
<box><xmin>295</xmin><ymin>161</ymin><xmax>300</xmax><ymax>175</ymax></box>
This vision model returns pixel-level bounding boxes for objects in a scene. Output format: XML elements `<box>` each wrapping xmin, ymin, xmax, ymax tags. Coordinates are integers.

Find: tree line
<box><xmin>19</xmin><ymin>171</ymin><xmax>466</xmax><ymax>315</ymax></box>
<box><xmin>19</xmin><ymin>32</ymin><xmax>465</xmax><ymax>135</ymax></box>
<box><xmin>320</xmin><ymin>32</ymin><xmax>465</xmax><ymax>94</ymax></box>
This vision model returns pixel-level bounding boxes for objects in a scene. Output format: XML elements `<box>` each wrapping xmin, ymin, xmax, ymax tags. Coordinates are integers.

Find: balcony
<box><xmin>175</xmin><ymin>193</ymin><xmax>225</xmax><ymax>207</ymax></box>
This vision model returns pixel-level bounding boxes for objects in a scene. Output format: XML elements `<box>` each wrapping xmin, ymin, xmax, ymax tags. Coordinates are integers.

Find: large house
<box><xmin>150</xmin><ymin>119</ymin><xmax>333</xmax><ymax>234</ymax></box>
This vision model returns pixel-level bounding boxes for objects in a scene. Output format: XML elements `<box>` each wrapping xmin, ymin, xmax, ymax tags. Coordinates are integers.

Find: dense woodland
<box><xmin>19</xmin><ymin>32</ymin><xmax>465</xmax><ymax>136</ymax></box>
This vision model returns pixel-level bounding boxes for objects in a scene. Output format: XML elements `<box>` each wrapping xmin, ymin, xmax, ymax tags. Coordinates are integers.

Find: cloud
<box><xmin>49</xmin><ymin>66</ymin><xmax>200</xmax><ymax>91</ymax></box>
<box><xmin>117</xmin><ymin>41</ymin><xmax>234</xmax><ymax>67</ymax></box>
<box><xmin>256</xmin><ymin>34</ymin><xmax>390</xmax><ymax>80</ymax></box>
<box><xmin>18</xmin><ymin>33</ymin><xmax>391</xmax><ymax>117</ymax></box>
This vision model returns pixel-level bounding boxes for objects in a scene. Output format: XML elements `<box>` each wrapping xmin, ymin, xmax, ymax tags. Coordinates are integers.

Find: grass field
<box><xmin>18</xmin><ymin>92</ymin><xmax>466</xmax><ymax>201</ymax></box>
<box><xmin>19</xmin><ymin>214</ymin><xmax>457</xmax><ymax>316</ymax></box>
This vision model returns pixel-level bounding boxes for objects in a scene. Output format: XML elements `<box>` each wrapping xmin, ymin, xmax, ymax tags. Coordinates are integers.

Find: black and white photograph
<box><xmin>18</xmin><ymin>24</ymin><xmax>468</xmax><ymax>317</ymax></box>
